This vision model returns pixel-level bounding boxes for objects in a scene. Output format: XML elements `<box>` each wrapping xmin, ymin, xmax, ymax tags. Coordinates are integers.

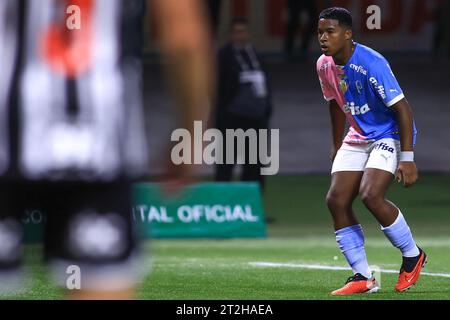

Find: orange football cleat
<box><xmin>395</xmin><ymin>248</ymin><xmax>427</xmax><ymax>292</ymax></box>
<box><xmin>331</xmin><ymin>273</ymin><xmax>380</xmax><ymax>295</ymax></box>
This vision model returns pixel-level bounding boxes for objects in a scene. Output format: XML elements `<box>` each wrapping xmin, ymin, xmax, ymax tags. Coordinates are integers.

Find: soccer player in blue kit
<box><xmin>316</xmin><ymin>7</ymin><xmax>427</xmax><ymax>295</ymax></box>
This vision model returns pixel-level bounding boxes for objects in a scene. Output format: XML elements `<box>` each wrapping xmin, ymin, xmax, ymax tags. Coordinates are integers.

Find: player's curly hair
<box><xmin>319</xmin><ymin>7</ymin><xmax>353</xmax><ymax>28</ymax></box>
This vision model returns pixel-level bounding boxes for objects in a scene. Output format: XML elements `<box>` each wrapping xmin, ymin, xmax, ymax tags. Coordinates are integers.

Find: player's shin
<box><xmin>335</xmin><ymin>225</ymin><xmax>372</xmax><ymax>279</ymax></box>
<box><xmin>381</xmin><ymin>210</ymin><xmax>419</xmax><ymax>257</ymax></box>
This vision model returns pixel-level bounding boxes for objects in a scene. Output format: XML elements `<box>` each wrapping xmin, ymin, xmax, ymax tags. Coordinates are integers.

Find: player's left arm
<box><xmin>368</xmin><ymin>60</ymin><xmax>418</xmax><ymax>188</ymax></box>
<box><xmin>391</xmin><ymin>98</ymin><xmax>418</xmax><ymax>188</ymax></box>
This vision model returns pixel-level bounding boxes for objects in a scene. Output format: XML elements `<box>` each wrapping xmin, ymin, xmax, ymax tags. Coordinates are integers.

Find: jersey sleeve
<box><xmin>316</xmin><ymin>60</ymin><xmax>335</xmax><ymax>102</ymax></box>
<box><xmin>368</xmin><ymin>59</ymin><xmax>404</xmax><ymax>107</ymax></box>
<box><xmin>318</xmin><ymin>77</ymin><xmax>335</xmax><ymax>102</ymax></box>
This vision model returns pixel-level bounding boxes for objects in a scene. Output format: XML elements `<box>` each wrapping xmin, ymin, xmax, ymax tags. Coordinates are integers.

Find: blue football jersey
<box><xmin>317</xmin><ymin>42</ymin><xmax>417</xmax><ymax>144</ymax></box>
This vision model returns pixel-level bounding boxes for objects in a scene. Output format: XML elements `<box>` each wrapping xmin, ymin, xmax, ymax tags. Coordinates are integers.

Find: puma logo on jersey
<box><xmin>343</xmin><ymin>102</ymin><xmax>371</xmax><ymax>115</ymax></box>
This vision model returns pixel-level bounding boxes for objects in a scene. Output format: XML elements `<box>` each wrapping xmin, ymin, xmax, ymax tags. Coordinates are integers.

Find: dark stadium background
<box><xmin>144</xmin><ymin>0</ymin><xmax>450</xmax><ymax>175</ymax></box>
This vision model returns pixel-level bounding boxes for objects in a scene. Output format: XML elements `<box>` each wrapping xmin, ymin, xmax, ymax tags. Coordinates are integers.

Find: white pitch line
<box><xmin>249</xmin><ymin>262</ymin><xmax>450</xmax><ymax>278</ymax></box>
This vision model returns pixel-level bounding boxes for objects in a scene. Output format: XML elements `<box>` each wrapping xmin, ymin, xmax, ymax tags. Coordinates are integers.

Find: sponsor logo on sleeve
<box><xmin>320</xmin><ymin>61</ymin><xmax>331</xmax><ymax>71</ymax></box>
<box><xmin>369</xmin><ymin>77</ymin><xmax>387</xmax><ymax>99</ymax></box>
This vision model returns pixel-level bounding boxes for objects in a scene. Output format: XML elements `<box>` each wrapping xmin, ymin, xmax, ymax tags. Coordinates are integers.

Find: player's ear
<box><xmin>344</xmin><ymin>28</ymin><xmax>353</xmax><ymax>40</ymax></box>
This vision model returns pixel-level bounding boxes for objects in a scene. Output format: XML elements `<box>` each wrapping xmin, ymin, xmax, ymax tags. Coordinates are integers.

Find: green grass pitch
<box><xmin>8</xmin><ymin>174</ymin><xmax>450</xmax><ymax>300</ymax></box>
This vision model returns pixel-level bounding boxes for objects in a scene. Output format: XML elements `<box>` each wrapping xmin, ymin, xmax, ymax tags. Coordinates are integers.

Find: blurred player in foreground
<box><xmin>0</xmin><ymin>0</ymin><xmax>212</xmax><ymax>299</ymax></box>
<box><xmin>316</xmin><ymin>7</ymin><xmax>426</xmax><ymax>295</ymax></box>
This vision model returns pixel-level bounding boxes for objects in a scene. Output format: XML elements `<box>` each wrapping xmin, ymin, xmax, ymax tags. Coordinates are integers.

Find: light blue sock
<box><xmin>381</xmin><ymin>211</ymin><xmax>420</xmax><ymax>257</ymax></box>
<box><xmin>335</xmin><ymin>225</ymin><xmax>372</xmax><ymax>279</ymax></box>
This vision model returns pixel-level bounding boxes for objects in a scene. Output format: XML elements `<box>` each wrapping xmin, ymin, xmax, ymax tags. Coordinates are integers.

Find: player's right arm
<box><xmin>329</xmin><ymin>99</ymin><xmax>346</xmax><ymax>161</ymax></box>
<box><xmin>317</xmin><ymin>58</ymin><xmax>343</xmax><ymax>162</ymax></box>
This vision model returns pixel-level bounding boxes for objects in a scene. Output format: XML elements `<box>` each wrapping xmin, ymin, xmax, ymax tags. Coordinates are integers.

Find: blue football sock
<box><xmin>381</xmin><ymin>210</ymin><xmax>420</xmax><ymax>257</ymax></box>
<box><xmin>335</xmin><ymin>225</ymin><xmax>372</xmax><ymax>279</ymax></box>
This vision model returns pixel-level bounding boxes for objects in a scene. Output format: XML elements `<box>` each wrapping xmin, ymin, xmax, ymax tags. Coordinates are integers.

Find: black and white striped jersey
<box><xmin>0</xmin><ymin>0</ymin><xmax>148</xmax><ymax>182</ymax></box>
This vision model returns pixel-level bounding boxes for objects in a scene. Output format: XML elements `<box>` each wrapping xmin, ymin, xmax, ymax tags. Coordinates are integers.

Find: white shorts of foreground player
<box><xmin>332</xmin><ymin>138</ymin><xmax>401</xmax><ymax>175</ymax></box>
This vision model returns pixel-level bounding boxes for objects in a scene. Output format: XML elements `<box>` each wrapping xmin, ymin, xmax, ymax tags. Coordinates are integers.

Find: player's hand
<box><xmin>155</xmin><ymin>143</ymin><xmax>198</xmax><ymax>197</ymax></box>
<box><xmin>160</xmin><ymin>161</ymin><xmax>197</xmax><ymax>196</ymax></box>
<box><xmin>396</xmin><ymin>161</ymin><xmax>418</xmax><ymax>188</ymax></box>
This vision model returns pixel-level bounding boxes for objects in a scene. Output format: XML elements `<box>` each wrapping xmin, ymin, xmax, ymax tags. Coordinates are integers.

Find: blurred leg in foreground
<box><xmin>0</xmin><ymin>0</ymin><xmax>212</xmax><ymax>299</ymax></box>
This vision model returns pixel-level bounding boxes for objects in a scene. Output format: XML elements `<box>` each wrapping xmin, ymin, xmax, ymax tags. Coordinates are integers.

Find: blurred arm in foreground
<box><xmin>150</xmin><ymin>0</ymin><xmax>214</xmax><ymax>192</ymax></box>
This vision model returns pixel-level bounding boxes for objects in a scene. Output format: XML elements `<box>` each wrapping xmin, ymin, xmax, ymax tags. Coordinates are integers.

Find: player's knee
<box><xmin>326</xmin><ymin>191</ymin><xmax>350</xmax><ymax>213</ymax></box>
<box><xmin>360</xmin><ymin>189</ymin><xmax>382</xmax><ymax>209</ymax></box>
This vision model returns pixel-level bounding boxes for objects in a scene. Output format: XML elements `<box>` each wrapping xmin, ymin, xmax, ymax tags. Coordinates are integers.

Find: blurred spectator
<box><xmin>284</xmin><ymin>0</ymin><xmax>318</xmax><ymax>61</ymax></box>
<box><xmin>433</xmin><ymin>0</ymin><xmax>450</xmax><ymax>60</ymax></box>
<box><xmin>214</xmin><ymin>17</ymin><xmax>273</xmax><ymax>191</ymax></box>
